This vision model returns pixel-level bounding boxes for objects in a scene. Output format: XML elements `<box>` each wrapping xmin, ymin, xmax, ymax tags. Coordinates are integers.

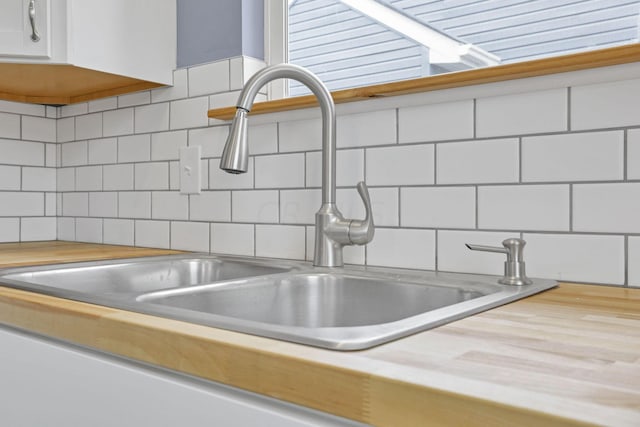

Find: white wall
<box><xmin>4</xmin><ymin>56</ymin><xmax>640</xmax><ymax>287</ymax></box>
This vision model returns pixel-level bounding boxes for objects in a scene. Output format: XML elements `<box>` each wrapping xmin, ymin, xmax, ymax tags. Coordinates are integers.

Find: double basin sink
<box><xmin>0</xmin><ymin>254</ymin><xmax>556</xmax><ymax>350</ymax></box>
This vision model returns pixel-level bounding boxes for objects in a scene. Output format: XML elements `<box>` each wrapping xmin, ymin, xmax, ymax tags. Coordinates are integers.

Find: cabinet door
<box><xmin>0</xmin><ymin>0</ymin><xmax>50</xmax><ymax>58</ymax></box>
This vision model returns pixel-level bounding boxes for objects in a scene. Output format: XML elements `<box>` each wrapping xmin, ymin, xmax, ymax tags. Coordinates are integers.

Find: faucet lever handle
<box><xmin>466</xmin><ymin>238</ymin><xmax>532</xmax><ymax>286</ymax></box>
<box><xmin>348</xmin><ymin>181</ymin><xmax>375</xmax><ymax>245</ymax></box>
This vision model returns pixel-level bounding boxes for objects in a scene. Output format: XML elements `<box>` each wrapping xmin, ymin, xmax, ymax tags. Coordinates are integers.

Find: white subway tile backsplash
<box><xmin>247</xmin><ymin>123</ymin><xmax>278</xmax><ymax>155</ymax></box>
<box><xmin>88</xmin><ymin>97</ymin><xmax>117</xmax><ymax>113</ymax></box>
<box><xmin>209</xmin><ymin>158</ymin><xmax>254</xmax><ymax>189</ymax></box>
<box><xmin>256</xmin><ymin>225</ymin><xmax>305</xmax><ymax>260</ymax></box>
<box><xmin>0</xmin><ymin>218</ymin><xmax>20</xmax><ymax>242</ymax></box>
<box><xmin>60</xmin><ymin>103</ymin><xmax>88</xmax><ymax>118</ymax></box>
<box><xmin>22</xmin><ymin>167</ymin><xmax>56</xmax><ymax>191</ymax></box>
<box><xmin>62</xmin><ymin>193</ymin><xmax>88</xmax><ymax>217</ymax></box>
<box><xmin>337</xmin><ymin>109</ymin><xmax>396</xmax><ymax>148</ymax></box>
<box><xmin>279</xmin><ymin>118</ymin><xmax>322</xmax><ymax>152</ymax></box>
<box><xmin>57</xmin><ymin>217</ymin><xmax>75</xmax><ymax>240</ymax></box>
<box><xmin>368</xmin><ymin>187</ymin><xmax>399</xmax><ymax>227</ymax></box>
<box><xmin>189</xmin><ymin>60</ymin><xmax>230</xmax><ymax>97</ymax></box>
<box><xmin>232</xmin><ymin>190</ymin><xmax>279</xmax><ymax>223</ymax></box>
<box><xmin>61</xmin><ymin>141</ymin><xmax>87</xmax><ymax>167</ymax></box>
<box><xmin>437</xmin><ymin>138</ymin><xmax>519</xmax><ymax>185</ymax></box>
<box><xmin>118</xmin><ymin>134</ymin><xmax>151</xmax><ymax>163</ymax></box>
<box><xmin>76</xmin><ymin>217</ymin><xmax>102</xmax><ymax>243</ymax></box>
<box><xmin>189</xmin><ymin>191</ymin><xmax>231</xmax><ymax>222</ymax></box>
<box><xmin>118</xmin><ymin>91</ymin><xmax>150</xmax><ymax>108</ymax></box>
<box><xmin>135</xmin><ymin>103</ymin><xmax>170</xmax><ymax>134</ymax></box>
<box><xmin>45</xmin><ymin>193</ymin><xmax>56</xmax><ymax>216</ymax></box>
<box><xmin>211</xmin><ymin>223</ymin><xmax>254</xmax><ymax>256</ymax></box>
<box><xmin>572</xmin><ymin>78</ymin><xmax>640</xmax><ymax>130</ymax></box>
<box><xmin>366</xmin><ymin>145</ymin><xmax>434</xmax><ymax>186</ymax></box>
<box><xmin>522</xmin><ymin>132</ymin><xmax>623</xmax><ymax>182</ymax></box>
<box><xmin>627</xmin><ymin>129</ymin><xmax>640</xmax><ymax>180</ymax></box>
<box><xmin>399</xmin><ymin>100</ymin><xmax>473</xmax><ymax>143</ymax></box>
<box><xmin>118</xmin><ymin>192</ymin><xmax>151</xmax><ymax>219</ymax></box>
<box><xmin>0</xmin><ymin>100</ymin><xmax>45</xmax><ymax>116</ymax></box>
<box><xmin>103</xmin><ymin>164</ymin><xmax>134</xmax><ymax>191</ymax></box>
<box><xmin>1</xmin><ymin>139</ymin><xmax>45</xmax><ymax>166</ymax></box>
<box><xmin>135</xmin><ymin>163</ymin><xmax>169</xmax><ymax>190</ymax></box>
<box><xmin>629</xmin><ymin>237</ymin><xmax>640</xmax><ymax>288</ymax></box>
<box><xmin>306</xmin><ymin>149</ymin><xmax>364</xmax><ymax>188</ymax></box>
<box><xmin>367</xmin><ymin>228</ymin><xmax>435</xmax><ymax>270</ymax></box>
<box><xmin>281</xmin><ymin>189</ymin><xmax>320</xmax><ymax>225</ymax></box>
<box><xmin>21</xmin><ymin>217</ymin><xmax>56</xmax><ymax>241</ymax></box>
<box><xmin>151</xmin><ymin>191</ymin><xmax>188</xmax><ymax>220</ymax></box>
<box><xmin>76</xmin><ymin>166</ymin><xmax>102</xmax><ymax>191</ymax></box>
<box><xmin>75</xmin><ymin>113</ymin><xmax>103</xmax><ymax>140</ymax></box>
<box><xmin>88</xmin><ymin>138</ymin><xmax>118</xmax><ymax>165</ymax></box>
<box><xmin>89</xmin><ymin>192</ymin><xmax>117</xmax><ymax>218</ymax></box>
<box><xmin>438</xmin><ymin>230</ymin><xmax>516</xmax><ymax>275</ymax></box>
<box><xmin>0</xmin><ymin>166</ymin><xmax>21</xmax><ymax>190</ymax></box>
<box><xmin>151</xmin><ymin>130</ymin><xmax>187</xmax><ymax>161</ymax></box>
<box><xmin>188</xmin><ymin>126</ymin><xmax>228</xmax><ymax>158</ymax></box>
<box><xmin>255</xmin><ymin>153</ymin><xmax>305</xmax><ymax>189</ymax></box>
<box><xmin>135</xmin><ymin>220</ymin><xmax>169</xmax><ymax>248</ymax></box>
<box><xmin>103</xmin><ymin>108</ymin><xmax>134</xmax><ymax>137</ymax></box>
<box><xmin>103</xmin><ymin>219</ymin><xmax>134</xmax><ymax>246</ymax></box>
<box><xmin>22</xmin><ymin>116</ymin><xmax>56</xmax><ymax>142</ymax></box>
<box><xmin>478</xmin><ymin>185</ymin><xmax>570</xmax><ymax>231</ymax></box>
<box><xmin>476</xmin><ymin>88</ymin><xmax>567</xmax><ymax>137</ymax></box>
<box><xmin>401</xmin><ymin>187</ymin><xmax>476</xmax><ymax>229</ymax></box>
<box><xmin>171</xmin><ymin>221</ymin><xmax>209</xmax><ymax>252</ymax></box>
<box><xmin>45</xmin><ymin>144</ymin><xmax>57</xmax><ymax>167</ymax></box>
<box><xmin>524</xmin><ymin>233</ymin><xmax>625</xmax><ymax>285</ymax></box>
<box><xmin>0</xmin><ymin>192</ymin><xmax>43</xmax><ymax>216</ymax></box>
<box><xmin>573</xmin><ymin>183</ymin><xmax>640</xmax><ymax>233</ymax></box>
<box><xmin>170</xmin><ymin>97</ymin><xmax>209</xmax><ymax>130</ymax></box>
<box><xmin>0</xmin><ymin>112</ymin><xmax>20</xmax><ymax>139</ymax></box>
<box><xmin>57</xmin><ymin>168</ymin><xmax>75</xmax><ymax>192</ymax></box>
<box><xmin>152</xmin><ymin>68</ymin><xmax>188</xmax><ymax>103</ymax></box>
<box><xmin>57</xmin><ymin>117</ymin><xmax>75</xmax><ymax>142</ymax></box>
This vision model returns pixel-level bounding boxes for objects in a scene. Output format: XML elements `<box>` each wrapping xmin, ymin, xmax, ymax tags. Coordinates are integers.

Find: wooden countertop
<box><xmin>0</xmin><ymin>242</ymin><xmax>638</xmax><ymax>426</ymax></box>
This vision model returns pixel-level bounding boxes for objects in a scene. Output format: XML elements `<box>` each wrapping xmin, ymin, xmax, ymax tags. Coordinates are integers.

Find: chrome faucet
<box><xmin>220</xmin><ymin>64</ymin><xmax>374</xmax><ymax>267</ymax></box>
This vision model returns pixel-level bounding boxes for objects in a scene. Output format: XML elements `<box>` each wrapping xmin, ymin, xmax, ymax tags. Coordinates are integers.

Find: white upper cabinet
<box><xmin>0</xmin><ymin>0</ymin><xmax>51</xmax><ymax>58</ymax></box>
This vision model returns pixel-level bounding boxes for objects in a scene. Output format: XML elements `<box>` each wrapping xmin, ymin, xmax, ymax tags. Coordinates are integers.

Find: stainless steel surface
<box><xmin>0</xmin><ymin>254</ymin><xmax>556</xmax><ymax>350</ymax></box>
<box><xmin>466</xmin><ymin>238</ymin><xmax>533</xmax><ymax>286</ymax></box>
<box><xmin>219</xmin><ymin>64</ymin><xmax>374</xmax><ymax>267</ymax></box>
<box><xmin>28</xmin><ymin>0</ymin><xmax>40</xmax><ymax>42</ymax></box>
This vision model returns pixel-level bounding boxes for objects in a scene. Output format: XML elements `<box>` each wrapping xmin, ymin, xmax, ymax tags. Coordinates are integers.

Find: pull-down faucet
<box><xmin>220</xmin><ymin>64</ymin><xmax>374</xmax><ymax>267</ymax></box>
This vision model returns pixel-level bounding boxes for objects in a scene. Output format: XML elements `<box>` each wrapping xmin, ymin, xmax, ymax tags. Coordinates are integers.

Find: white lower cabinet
<box><xmin>0</xmin><ymin>326</ymin><xmax>367</xmax><ymax>427</ymax></box>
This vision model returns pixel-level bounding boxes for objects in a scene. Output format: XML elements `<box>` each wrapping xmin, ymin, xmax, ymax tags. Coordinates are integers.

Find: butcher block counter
<box><xmin>0</xmin><ymin>241</ymin><xmax>638</xmax><ymax>426</ymax></box>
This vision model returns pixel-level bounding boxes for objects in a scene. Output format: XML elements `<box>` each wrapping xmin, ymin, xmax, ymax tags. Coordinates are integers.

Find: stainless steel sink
<box><xmin>0</xmin><ymin>254</ymin><xmax>556</xmax><ymax>350</ymax></box>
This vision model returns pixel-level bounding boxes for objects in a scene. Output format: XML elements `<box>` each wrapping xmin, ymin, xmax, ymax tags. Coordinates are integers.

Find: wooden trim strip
<box><xmin>208</xmin><ymin>44</ymin><xmax>640</xmax><ymax>120</ymax></box>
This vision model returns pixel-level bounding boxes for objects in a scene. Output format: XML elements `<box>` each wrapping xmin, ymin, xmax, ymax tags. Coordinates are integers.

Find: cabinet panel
<box><xmin>0</xmin><ymin>0</ymin><xmax>50</xmax><ymax>58</ymax></box>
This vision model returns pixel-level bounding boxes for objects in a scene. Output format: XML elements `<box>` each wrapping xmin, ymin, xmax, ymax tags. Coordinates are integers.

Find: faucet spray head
<box><xmin>220</xmin><ymin>108</ymin><xmax>249</xmax><ymax>174</ymax></box>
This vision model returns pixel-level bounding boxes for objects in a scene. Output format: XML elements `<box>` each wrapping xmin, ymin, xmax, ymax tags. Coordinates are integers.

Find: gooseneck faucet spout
<box><xmin>220</xmin><ymin>64</ymin><xmax>374</xmax><ymax>267</ymax></box>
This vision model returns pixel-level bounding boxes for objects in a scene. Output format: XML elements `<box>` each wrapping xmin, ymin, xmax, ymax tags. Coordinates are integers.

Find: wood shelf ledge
<box><xmin>208</xmin><ymin>43</ymin><xmax>640</xmax><ymax>120</ymax></box>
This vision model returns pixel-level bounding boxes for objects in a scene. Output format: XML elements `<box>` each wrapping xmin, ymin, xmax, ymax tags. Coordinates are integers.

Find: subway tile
<box><xmin>0</xmin><ymin>166</ymin><xmax>21</xmax><ymax>190</ymax></box>
<box><xmin>209</xmin><ymin>158</ymin><xmax>254</xmax><ymax>189</ymax></box>
<box><xmin>170</xmin><ymin>97</ymin><xmax>209</xmax><ymax>130</ymax></box>
<box><xmin>522</xmin><ymin>131</ymin><xmax>623</xmax><ymax>182</ymax></box>
<box><xmin>22</xmin><ymin>167</ymin><xmax>56</xmax><ymax>191</ymax></box>
<box><xmin>279</xmin><ymin>117</ymin><xmax>322</xmax><ymax>152</ymax></box>
<box><xmin>75</xmin><ymin>112</ymin><xmax>103</xmax><ymax>140</ymax></box>
<box><xmin>135</xmin><ymin>220</ymin><xmax>170</xmax><ymax>249</ymax></box>
<box><xmin>209</xmin><ymin>90</ymin><xmax>242</xmax><ymax>110</ymax></box>
<box><xmin>232</xmin><ymin>190</ymin><xmax>279</xmax><ymax>223</ymax></box>
<box><xmin>118</xmin><ymin>91</ymin><xmax>150</xmax><ymax>108</ymax></box>
<box><xmin>229</xmin><ymin>57</ymin><xmax>244</xmax><ymax>90</ymax></box>
<box><xmin>255</xmin><ymin>153</ymin><xmax>305</xmax><ymax>189</ymax></box>
<box><xmin>0</xmin><ymin>218</ymin><xmax>20</xmax><ymax>242</ymax></box>
<box><xmin>629</xmin><ymin>237</ymin><xmax>640</xmax><ymax>288</ymax></box>
<box><xmin>57</xmin><ymin>117</ymin><xmax>75</xmax><ymax>142</ymax></box>
<box><xmin>45</xmin><ymin>144</ymin><xmax>57</xmax><ymax>168</ymax></box>
<box><xmin>0</xmin><ymin>112</ymin><xmax>20</xmax><ymax>139</ymax></box>
<box><xmin>211</xmin><ymin>223</ymin><xmax>254</xmax><ymax>256</ymax></box>
<box><xmin>56</xmin><ymin>168</ymin><xmax>75</xmax><ymax>192</ymax></box>
<box><xmin>402</xmin><ymin>187</ymin><xmax>476</xmax><ymax>229</ymax></box>
<box><xmin>118</xmin><ymin>192</ymin><xmax>151</xmax><ymax>219</ymax></box>
<box><xmin>62</xmin><ymin>193</ymin><xmax>88</xmax><ymax>217</ymax></box>
<box><xmin>573</xmin><ymin>183</ymin><xmax>640</xmax><ymax>233</ymax></box>
<box><xmin>103</xmin><ymin>108</ymin><xmax>134</xmax><ymax>137</ymax></box>
<box><xmin>280</xmin><ymin>189</ymin><xmax>320</xmax><ymax>224</ymax></box>
<box><xmin>437</xmin><ymin>138</ymin><xmax>519</xmax><ymax>184</ymax></box>
<box><xmin>476</xmin><ymin>88</ymin><xmax>567</xmax><ymax>137</ymax></box>
<box><xmin>88</xmin><ymin>138</ymin><xmax>118</xmax><ymax>165</ymax></box>
<box><xmin>478</xmin><ymin>185</ymin><xmax>570</xmax><ymax>231</ymax></box>
<box><xmin>135</xmin><ymin>163</ymin><xmax>169</xmax><ymax>190</ymax></box>
<box><xmin>22</xmin><ymin>116</ymin><xmax>56</xmax><ymax>142</ymax></box>
<box><xmin>337</xmin><ymin>109</ymin><xmax>396</xmax><ymax>148</ymax></box>
<box><xmin>238</xmin><ymin>56</ymin><xmax>266</xmax><ymax>88</ymax></box>
<box><xmin>0</xmin><ymin>100</ymin><xmax>45</xmax><ymax>116</ymax></box>
<box><xmin>189</xmin><ymin>60</ymin><xmax>230</xmax><ymax>97</ymax></box>
<box><xmin>57</xmin><ymin>217</ymin><xmax>75</xmax><ymax>240</ymax></box>
<box><xmin>256</xmin><ymin>225</ymin><xmax>305</xmax><ymax>260</ymax></box>
<box><xmin>152</xmin><ymin>130</ymin><xmax>187</xmax><ymax>161</ymax></box>
<box><xmin>524</xmin><ymin>233</ymin><xmax>624</xmax><ymax>285</ymax></box>
<box><xmin>135</xmin><ymin>102</ymin><xmax>170</xmax><ymax>134</ymax></box>
<box><xmin>118</xmin><ymin>134</ymin><xmax>151</xmax><ymax>163</ymax></box>
<box><xmin>103</xmin><ymin>164</ymin><xmax>134</xmax><ymax>191</ymax></box>
<box><xmin>367</xmin><ymin>228</ymin><xmax>435</xmax><ymax>270</ymax></box>
<box><xmin>57</xmin><ymin>192</ymin><xmax>63</xmax><ymax>216</ymax></box>
<box><xmin>627</xmin><ymin>129</ymin><xmax>640</xmax><ymax>180</ymax></box>
<box><xmin>89</xmin><ymin>192</ymin><xmax>118</xmax><ymax>217</ymax></box>
<box><xmin>188</xmin><ymin>126</ymin><xmax>228</xmax><ymax>158</ymax></box>
<box><xmin>367</xmin><ymin>187</ymin><xmax>399</xmax><ymax>227</ymax></box>
<box><xmin>88</xmin><ymin>97</ymin><xmax>117</xmax><ymax>113</ymax></box>
<box><xmin>248</xmin><ymin>123</ymin><xmax>278</xmax><ymax>155</ymax></box>
<box><xmin>0</xmin><ymin>192</ymin><xmax>43</xmax><ymax>216</ymax></box>
<box><xmin>76</xmin><ymin>217</ymin><xmax>102</xmax><ymax>243</ymax></box>
<box><xmin>171</xmin><ymin>221</ymin><xmax>210</xmax><ymax>252</ymax></box>
<box><xmin>45</xmin><ymin>106</ymin><xmax>57</xmax><ymax>119</ymax></box>
<box><xmin>75</xmin><ymin>166</ymin><xmax>102</xmax><ymax>191</ymax></box>
<box><xmin>60</xmin><ymin>103</ymin><xmax>88</xmax><ymax>118</ymax></box>
<box><xmin>152</xmin><ymin>68</ymin><xmax>188</xmax><ymax>103</ymax></box>
<box><xmin>306</xmin><ymin>149</ymin><xmax>364</xmax><ymax>188</ymax></box>
<box><xmin>45</xmin><ymin>193</ymin><xmax>56</xmax><ymax>216</ymax></box>
<box><xmin>572</xmin><ymin>78</ymin><xmax>640</xmax><ymax>130</ymax></box>
<box><xmin>189</xmin><ymin>191</ymin><xmax>231</xmax><ymax>222</ymax></box>
<box><xmin>366</xmin><ymin>144</ymin><xmax>434</xmax><ymax>186</ymax></box>
<box><xmin>399</xmin><ymin>100</ymin><xmax>473</xmax><ymax>143</ymax></box>
<box><xmin>438</xmin><ymin>230</ymin><xmax>517</xmax><ymax>275</ymax></box>
<box><xmin>21</xmin><ymin>217</ymin><xmax>56</xmax><ymax>241</ymax></box>
<box><xmin>103</xmin><ymin>219</ymin><xmax>134</xmax><ymax>246</ymax></box>
<box><xmin>0</xmin><ymin>139</ymin><xmax>45</xmax><ymax>166</ymax></box>
<box><xmin>61</xmin><ymin>141</ymin><xmax>88</xmax><ymax>167</ymax></box>
<box><xmin>151</xmin><ymin>191</ymin><xmax>189</xmax><ymax>220</ymax></box>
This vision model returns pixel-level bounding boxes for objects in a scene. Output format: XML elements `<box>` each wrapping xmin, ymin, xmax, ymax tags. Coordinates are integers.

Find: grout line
<box><xmin>624</xmin><ymin>235</ymin><xmax>629</xmax><ymax>287</ymax></box>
